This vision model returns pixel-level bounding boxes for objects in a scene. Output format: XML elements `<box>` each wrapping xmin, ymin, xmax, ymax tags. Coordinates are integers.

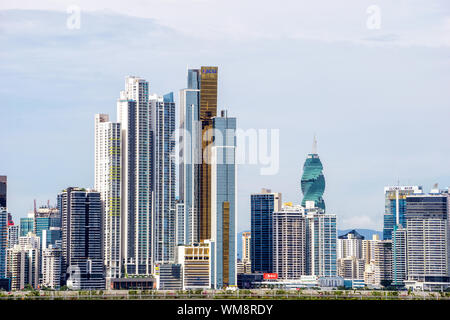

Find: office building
<box><xmin>155</xmin><ymin>263</ymin><xmax>182</xmax><ymax>290</ymax></box>
<box><xmin>176</xmin><ymin>242</ymin><xmax>211</xmax><ymax>290</ymax></box>
<box><xmin>301</xmin><ymin>137</ymin><xmax>325</xmax><ymax>211</ymax></box>
<box><xmin>273</xmin><ymin>204</ymin><xmax>306</xmax><ymax>279</ymax></box>
<box><xmin>59</xmin><ymin>187</ymin><xmax>104</xmax><ymax>289</ymax></box>
<box><xmin>0</xmin><ymin>176</ymin><xmax>6</xmax><ymax>208</ymax></box>
<box><xmin>0</xmin><ymin>209</ymin><xmax>7</xmax><ymax>279</ymax></box>
<box><xmin>404</xmin><ymin>192</ymin><xmax>450</xmax><ymax>290</ymax></box>
<box><xmin>179</xmin><ymin>78</ymin><xmax>201</xmax><ymax>245</ymax></box>
<box><xmin>34</xmin><ymin>207</ymin><xmax>61</xmax><ymax>248</ymax></box>
<box><xmin>305</xmin><ymin>203</ymin><xmax>337</xmax><ymax>277</ymax></box>
<box><xmin>95</xmin><ymin>113</ymin><xmax>122</xmax><ymax>279</ymax></box>
<box><xmin>41</xmin><ymin>227</ymin><xmax>62</xmax><ymax>250</ymax></box>
<box><xmin>20</xmin><ymin>214</ymin><xmax>34</xmax><ymax>237</ymax></box>
<box><xmin>210</xmin><ymin>111</ymin><xmax>237</xmax><ymax>289</ymax></box>
<box><xmin>41</xmin><ymin>246</ymin><xmax>62</xmax><ymax>289</ymax></box>
<box><xmin>176</xmin><ymin>202</ymin><xmax>186</xmax><ymax>246</ymax></box>
<box><xmin>383</xmin><ymin>186</ymin><xmax>422</xmax><ymax>240</ymax></box>
<box><xmin>117</xmin><ymin>76</ymin><xmax>153</xmax><ymax>275</ymax></box>
<box><xmin>151</xmin><ymin>93</ymin><xmax>176</xmax><ymax>264</ymax></box>
<box><xmin>250</xmin><ymin>189</ymin><xmax>281</xmax><ymax>273</ymax></box>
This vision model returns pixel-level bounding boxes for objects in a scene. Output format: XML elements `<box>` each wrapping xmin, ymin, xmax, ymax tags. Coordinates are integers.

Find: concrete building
<box><xmin>272</xmin><ymin>204</ymin><xmax>306</xmax><ymax>279</ymax></box>
<box><xmin>176</xmin><ymin>242</ymin><xmax>211</xmax><ymax>290</ymax></box>
<box><xmin>0</xmin><ymin>208</ymin><xmax>7</xmax><ymax>279</ymax></box>
<box><xmin>151</xmin><ymin>93</ymin><xmax>176</xmax><ymax>264</ymax></box>
<box><xmin>362</xmin><ymin>235</ymin><xmax>392</xmax><ymax>288</ymax></box>
<box><xmin>95</xmin><ymin>113</ymin><xmax>122</xmax><ymax>279</ymax></box>
<box><xmin>41</xmin><ymin>246</ymin><xmax>62</xmax><ymax>289</ymax></box>
<box><xmin>117</xmin><ymin>76</ymin><xmax>153</xmax><ymax>276</ymax></box>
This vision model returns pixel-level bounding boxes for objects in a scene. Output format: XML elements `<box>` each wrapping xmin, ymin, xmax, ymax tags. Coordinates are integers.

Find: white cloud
<box><xmin>1</xmin><ymin>0</ymin><xmax>449</xmax><ymax>46</ymax></box>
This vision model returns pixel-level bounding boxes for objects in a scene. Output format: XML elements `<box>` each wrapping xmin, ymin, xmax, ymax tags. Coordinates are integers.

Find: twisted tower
<box><xmin>301</xmin><ymin>136</ymin><xmax>326</xmax><ymax>211</ymax></box>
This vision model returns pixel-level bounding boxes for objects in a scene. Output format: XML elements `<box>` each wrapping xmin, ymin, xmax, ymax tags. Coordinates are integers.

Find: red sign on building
<box><xmin>263</xmin><ymin>273</ymin><xmax>278</xmax><ymax>280</ymax></box>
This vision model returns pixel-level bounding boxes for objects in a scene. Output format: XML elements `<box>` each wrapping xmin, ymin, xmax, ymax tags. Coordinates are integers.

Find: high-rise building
<box><xmin>0</xmin><ymin>209</ymin><xmax>7</xmax><ymax>279</ymax></box>
<box><xmin>210</xmin><ymin>111</ymin><xmax>237</xmax><ymax>289</ymax></box>
<box><xmin>95</xmin><ymin>113</ymin><xmax>122</xmax><ymax>279</ymax></box>
<box><xmin>6</xmin><ymin>234</ymin><xmax>40</xmax><ymax>290</ymax></box>
<box><xmin>362</xmin><ymin>235</ymin><xmax>392</xmax><ymax>288</ymax></box>
<box><xmin>0</xmin><ymin>176</ymin><xmax>6</xmax><ymax>208</ymax></box>
<box><xmin>34</xmin><ymin>207</ymin><xmax>61</xmax><ymax>248</ymax></box>
<box><xmin>337</xmin><ymin>230</ymin><xmax>364</xmax><ymax>259</ymax></box>
<box><xmin>41</xmin><ymin>245</ymin><xmax>62</xmax><ymax>289</ymax></box>
<box><xmin>392</xmin><ymin>225</ymin><xmax>407</xmax><ymax>286</ymax></box>
<box><xmin>305</xmin><ymin>204</ymin><xmax>337</xmax><ymax>277</ymax></box>
<box><xmin>151</xmin><ymin>93</ymin><xmax>176</xmax><ymax>264</ymax></box>
<box><xmin>301</xmin><ymin>137</ymin><xmax>325</xmax><ymax>211</ymax></box>
<box><xmin>272</xmin><ymin>205</ymin><xmax>306</xmax><ymax>279</ymax></box>
<box><xmin>7</xmin><ymin>225</ymin><xmax>19</xmax><ymax>249</ymax></box>
<box><xmin>59</xmin><ymin>187</ymin><xmax>104</xmax><ymax>289</ymax></box>
<box><xmin>179</xmin><ymin>77</ymin><xmax>201</xmax><ymax>245</ymax></box>
<box><xmin>250</xmin><ymin>189</ymin><xmax>282</xmax><ymax>273</ymax></box>
<box><xmin>117</xmin><ymin>76</ymin><xmax>153</xmax><ymax>275</ymax></box>
<box><xmin>383</xmin><ymin>186</ymin><xmax>422</xmax><ymax>240</ymax></box>
<box><xmin>338</xmin><ymin>257</ymin><xmax>365</xmax><ymax>279</ymax></box>
<box><xmin>242</xmin><ymin>232</ymin><xmax>251</xmax><ymax>263</ymax></box>
<box><xmin>20</xmin><ymin>214</ymin><xmax>34</xmax><ymax>237</ymax></box>
<box><xmin>404</xmin><ymin>192</ymin><xmax>449</xmax><ymax>290</ymax></box>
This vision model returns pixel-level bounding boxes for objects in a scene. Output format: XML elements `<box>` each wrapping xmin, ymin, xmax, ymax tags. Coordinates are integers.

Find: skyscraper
<box><xmin>250</xmin><ymin>189</ymin><xmax>281</xmax><ymax>273</ymax></box>
<box><xmin>41</xmin><ymin>245</ymin><xmax>62</xmax><ymax>289</ymax></box>
<box><xmin>59</xmin><ymin>187</ymin><xmax>104</xmax><ymax>289</ymax></box>
<box><xmin>117</xmin><ymin>76</ymin><xmax>153</xmax><ymax>275</ymax></box>
<box><xmin>301</xmin><ymin>137</ymin><xmax>325</xmax><ymax>211</ymax></box>
<box><xmin>392</xmin><ymin>224</ymin><xmax>407</xmax><ymax>286</ymax></box>
<box><xmin>210</xmin><ymin>111</ymin><xmax>237</xmax><ymax>289</ymax></box>
<box><xmin>383</xmin><ymin>186</ymin><xmax>422</xmax><ymax>240</ymax></box>
<box><xmin>179</xmin><ymin>76</ymin><xmax>201</xmax><ymax>245</ymax></box>
<box><xmin>95</xmin><ymin>113</ymin><xmax>122</xmax><ymax>279</ymax></box>
<box><xmin>0</xmin><ymin>176</ymin><xmax>6</xmax><ymax>208</ymax></box>
<box><xmin>272</xmin><ymin>204</ymin><xmax>306</xmax><ymax>279</ymax></box>
<box><xmin>404</xmin><ymin>192</ymin><xmax>450</xmax><ymax>290</ymax></box>
<box><xmin>20</xmin><ymin>214</ymin><xmax>34</xmax><ymax>237</ymax></box>
<box><xmin>0</xmin><ymin>209</ymin><xmax>7</xmax><ymax>279</ymax></box>
<box><xmin>151</xmin><ymin>93</ymin><xmax>176</xmax><ymax>264</ymax></box>
<box><xmin>198</xmin><ymin>66</ymin><xmax>218</xmax><ymax>242</ymax></box>
<box><xmin>305</xmin><ymin>204</ymin><xmax>337</xmax><ymax>277</ymax></box>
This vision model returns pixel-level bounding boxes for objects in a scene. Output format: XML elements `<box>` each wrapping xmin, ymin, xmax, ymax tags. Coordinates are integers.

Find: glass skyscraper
<box><xmin>0</xmin><ymin>209</ymin><xmax>7</xmax><ymax>279</ymax></box>
<box><xmin>0</xmin><ymin>176</ymin><xmax>6</xmax><ymax>208</ymax></box>
<box><xmin>59</xmin><ymin>187</ymin><xmax>104</xmax><ymax>289</ymax></box>
<box><xmin>383</xmin><ymin>186</ymin><xmax>422</xmax><ymax>240</ymax></box>
<box><xmin>20</xmin><ymin>216</ymin><xmax>34</xmax><ymax>237</ymax></box>
<box><xmin>210</xmin><ymin>111</ymin><xmax>236</xmax><ymax>289</ymax></box>
<box><xmin>250</xmin><ymin>189</ymin><xmax>281</xmax><ymax>273</ymax></box>
<box><xmin>301</xmin><ymin>137</ymin><xmax>325</xmax><ymax>211</ymax></box>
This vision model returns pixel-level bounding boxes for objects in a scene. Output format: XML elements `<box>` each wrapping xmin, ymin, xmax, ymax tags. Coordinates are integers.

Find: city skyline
<box><xmin>1</xmin><ymin>3</ymin><xmax>450</xmax><ymax>233</ymax></box>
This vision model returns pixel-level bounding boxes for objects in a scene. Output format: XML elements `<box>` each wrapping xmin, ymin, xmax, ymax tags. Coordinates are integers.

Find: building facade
<box><xmin>272</xmin><ymin>205</ymin><xmax>306</xmax><ymax>279</ymax></box>
<box><xmin>250</xmin><ymin>189</ymin><xmax>281</xmax><ymax>273</ymax></box>
<box><xmin>117</xmin><ymin>76</ymin><xmax>153</xmax><ymax>275</ymax></box>
<box><xmin>151</xmin><ymin>93</ymin><xmax>176</xmax><ymax>264</ymax></box>
<box><xmin>210</xmin><ymin>111</ymin><xmax>237</xmax><ymax>289</ymax></box>
<box><xmin>383</xmin><ymin>186</ymin><xmax>422</xmax><ymax>240</ymax></box>
<box><xmin>95</xmin><ymin>113</ymin><xmax>122</xmax><ymax>279</ymax></box>
<box><xmin>301</xmin><ymin>137</ymin><xmax>325</xmax><ymax>211</ymax></box>
<box><xmin>59</xmin><ymin>187</ymin><xmax>104</xmax><ymax>289</ymax></box>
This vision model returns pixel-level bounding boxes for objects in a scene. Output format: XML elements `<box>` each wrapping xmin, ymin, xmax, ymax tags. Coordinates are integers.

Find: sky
<box><xmin>1</xmin><ymin>0</ymin><xmax>450</xmax><ymax>232</ymax></box>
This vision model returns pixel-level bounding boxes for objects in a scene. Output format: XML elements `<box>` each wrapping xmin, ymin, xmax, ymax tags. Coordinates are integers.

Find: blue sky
<box><xmin>1</xmin><ymin>1</ymin><xmax>450</xmax><ymax>231</ymax></box>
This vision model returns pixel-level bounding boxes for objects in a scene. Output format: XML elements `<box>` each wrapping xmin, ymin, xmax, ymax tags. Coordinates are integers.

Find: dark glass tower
<box><xmin>0</xmin><ymin>176</ymin><xmax>6</xmax><ymax>208</ymax></box>
<box><xmin>250</xmin><ymin>189</ymin><xmax>281</xmax><ymax>273</ymax></box>
<box><xmin>301</xmin><ymin>137</ymin><xmax>325</xmax><ymax>211</ymax></box>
